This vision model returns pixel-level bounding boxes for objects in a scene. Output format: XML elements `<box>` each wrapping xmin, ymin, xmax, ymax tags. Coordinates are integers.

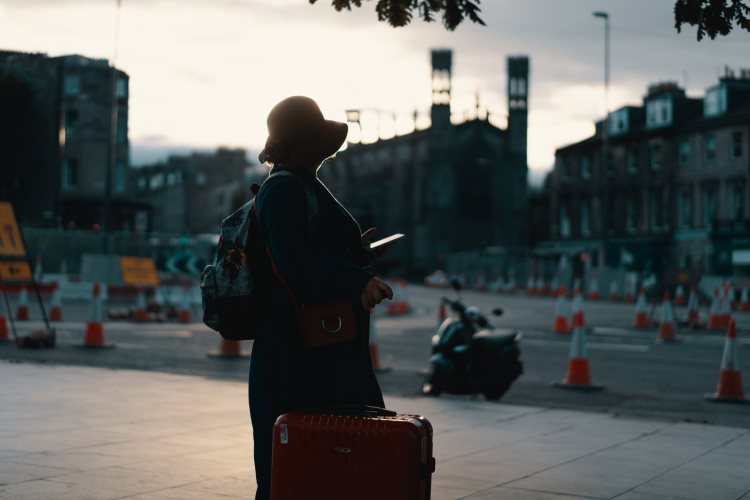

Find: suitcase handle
<box><xmin>325</xmin><ymin>404</ymin><xmax>398</xmax><ymax>417</ymax></box>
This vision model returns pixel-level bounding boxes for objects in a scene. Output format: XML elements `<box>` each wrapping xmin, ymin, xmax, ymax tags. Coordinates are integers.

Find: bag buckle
<box><xmin>321</xmin><ymin>316</ymin><xmax>343</xmax><ymax>334</ymax></box>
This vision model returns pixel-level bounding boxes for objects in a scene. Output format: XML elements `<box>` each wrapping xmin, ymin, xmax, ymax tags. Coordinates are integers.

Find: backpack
<box><xmin>200</xmin><ymin>170</ymin><xmax>319</xmax><ymax>340</ymax></box>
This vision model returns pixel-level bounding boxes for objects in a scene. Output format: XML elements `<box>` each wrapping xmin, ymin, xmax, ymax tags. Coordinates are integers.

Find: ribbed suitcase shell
<box><xmin>270</xmin><ymin>411</ymin><xmax>433</xmax><ymax>500</ymax></box>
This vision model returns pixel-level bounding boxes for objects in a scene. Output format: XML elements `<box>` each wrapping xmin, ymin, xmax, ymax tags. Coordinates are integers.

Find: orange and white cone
<box><xmin>134</xmin><ymin>287</ymin><xmax>148</xmax><ymax>322</ymax></box>
<box><xmin>588</xmin><ymin>276</ymin><xmax>599</xmax><ymax>301</ymax></box>
<box><xmin>633</xmin><ymin>287</ymin><xmax>650</xmax><ymax>328</ymax></box>
<box><xmin>176</xmin><ymin>285</ymin><xmax>192</xmax><ymax>323</ymax></box>
<box><xmin>739</xmin><ymin>285</ymin><xmax>750</xmax><ymax>312</ymax></box>
<box><xmin>552</xmin><ymin>286</ymin><xmax>570</xmax><ymax>334</ymax></box>
<box><xmin>727</xmin><ymin>283</ymin><xmax>737</xmax><ymax>311</ymax></box>
<box><xmin>437</xmin><ymin>301</ymin><xmax>447</xmax><ymax>327</ymax></box>
<box><xmin>674</xmin><ymin>285</ymin><xmax>686</xmax><ymax>306</ymax></box>
<box><xmin>77</xmin><ymin>282</ymin><xmax>113</xmax><ymax>348</ymax></box>
<box><xmin>572</xmin><ymin>276</ymin><xmax>582</xmax><ymax>293</ymax></box>
<box><xmin>553</xmin><ymin>310</ymin><xmax>603</xmax><ymax>390</ymax></box>
<box><xmin>368</xmin><ymin>313</ymin><xmax>390</xmax><ymax>373</ymax></box>
<box><xmin>526</xmin><ymin>276</ymin><xmax>535</xmax><ymax>295</ymax></box>
<box><xmin>549</xmin><ymin>275</ymin><xmax>558</xmax><ymax>297</ymax></box>
<box><xmin>657</xmin><ymin>292</ymin><xmax>677</xmax><ymax>342</ymax></box>
<box><xmin>608</xmin><ymin>279</ymin><xmax>619</xmax><ymax>302</ymax></box>
<box><xmin>536</xmin><ymin>276</ymin><xmax>547</xmax><ymax>296</ymax></box>
<box><xmin>15</xmin><ymin>287</ymin><xmax>29</xmax><ymax>321</ymax></box>
<box><xmin>49</xmin><ymin>285</ymin><xmax>63</xmax><ymax>321</ymax></box>
<box><xmin>708</xmin><ymin>287</ymin><xmax>723</xmax><ymax>330</ymax></box>
<box><xmin>719</xmin><ymin>287</ymin><xmax>732</xmax><ymax>329</ymax></box>
<box><xmin>705</xmin><ymin>319</ymin><xmax>748</xmax><ymax>404</ymax></box>
<box><xmin>570</xmin><ymin>285</ymin><xmax>584</xmax><ymax>327</ymax></box>
<box><xmin>507</xmin><ymin>275</ymin><xmax>517</xmax><ymax>294</ymax></box>
<box><xmin>686</xmin><ymin>286</ymin><xmax>701</xmax><ymax>327</ymax></box>
<box><xmin>386</xmin><ymin>280</ymin><xmax>410</xmax><ymax>315</ymax></box>
<box><xmin>207</xmin><ymin>338</ymin><xmax>249</xmax><ymax>358</ymax></box>
<box><xmin>624</xmin><ymin>278</ymin><xmax>635</xmax><ymax>303</ymax></box>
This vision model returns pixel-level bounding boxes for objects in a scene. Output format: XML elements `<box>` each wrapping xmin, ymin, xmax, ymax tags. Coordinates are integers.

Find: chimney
<box><xmin>430</xmin><ymin>49</ymin><xmax>452</xmax><ymax>132</ymax></box>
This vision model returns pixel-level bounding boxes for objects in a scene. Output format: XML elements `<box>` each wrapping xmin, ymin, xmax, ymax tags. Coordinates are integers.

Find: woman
<box><xmin>251</xmin><ymin>96</ymin><xmax>394</xmax><ymax>499</ymax></box>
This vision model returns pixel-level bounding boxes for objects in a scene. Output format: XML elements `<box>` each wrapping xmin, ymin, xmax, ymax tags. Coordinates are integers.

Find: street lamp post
<box><xmin>593</xmin><ymin>11</ymin><xmax>610</xmax><ymax>265</ymax></box>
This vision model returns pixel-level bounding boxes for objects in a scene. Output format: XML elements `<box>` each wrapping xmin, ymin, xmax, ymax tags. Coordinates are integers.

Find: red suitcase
<box><xmin>270</xmin><ymin>407</ymin><xmax>434</xmax><ymax>500</ymax></box>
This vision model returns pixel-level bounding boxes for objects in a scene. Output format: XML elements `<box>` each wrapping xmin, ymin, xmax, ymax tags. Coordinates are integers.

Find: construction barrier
<box><xmin>553</xmin><ymin>309</ymin><xmax>603</xmax><ymax>391</ymax></box>
<box><xmin>657</xmin><ymin>292</ymin><xmax>677</xmax><ymax>342</ymax></box>
<box><xmin>633</xmin><ymin>287</ymin><xmax>650</xmax><ymax>328</ymax></box>
<box><xmin>207</xmin><ymin>339</ymin><xmax>249</xmax><ymax>358</ymax></box>
<box><xmin>551</xmin><ymin>285</ymin><xmax>570</xmax><ymax>334</ymax></box>
<box><xmin>15</xmin><ymin>287</ymin><xmax>29</xmax><ymax>321</ymax></box>
<box><xmin>705</xmin><ymin>319</ymin><xmax>748</xmax><ymax>404</ymax></box>
<box><xmin>76</xmin><ymin>282</ymin><xmax>114</xmax><ymax>348</ymax></box>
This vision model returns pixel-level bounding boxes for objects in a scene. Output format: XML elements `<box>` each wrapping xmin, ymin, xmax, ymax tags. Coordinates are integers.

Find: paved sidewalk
<box><xmin>1</xmin><ymin>361</ymin><xmax>749</xmax><ymax>500</ymax></box>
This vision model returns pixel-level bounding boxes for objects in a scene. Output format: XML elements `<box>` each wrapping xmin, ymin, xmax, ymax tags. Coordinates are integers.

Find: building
<box><xmin>321</xmin><ymin>49</ymin><xmax>530</xmax><ymax>274</ymax></box>
<box><xmin>130</xmin><ymin>148</ymin><xmax>263</xmax><ymax>234</ymax></box>
<box><xmin>544</xmin><ymin>68</ymin><xmax>750</xmax><ymax>280</ymax></box>
<box><xmin>0</xmin><ymin>50</ymin><xmax>144</xmax><ymax>230</ymax></box>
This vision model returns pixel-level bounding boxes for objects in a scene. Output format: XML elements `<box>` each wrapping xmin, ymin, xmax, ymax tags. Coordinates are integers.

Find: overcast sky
<box><xmin>2</xmin><ymin>0</ymin><xmax>749</xmax><ymax>176</ymax></box>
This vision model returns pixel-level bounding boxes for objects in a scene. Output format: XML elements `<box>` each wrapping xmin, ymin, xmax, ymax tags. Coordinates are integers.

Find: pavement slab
<box><xmin>1</xmin><ymin>361</ymin><xmax>750</xmax><ymax>500</ymax></box>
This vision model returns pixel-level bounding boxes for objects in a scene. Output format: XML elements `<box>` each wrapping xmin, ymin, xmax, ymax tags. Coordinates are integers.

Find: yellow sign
<box><xmin>0</xmin><ymin>202</ymin><xmax>26</xmax><ymax>258</ymax></box>
<box><xmin>120</xmin><ymin>256</ymin><xmax>160</xmax><ymax>286</ymax></box>
<box><xmin>0</xmin><ymin>261</ymin><xmax>32</xmax><ymax>282</ymax></box>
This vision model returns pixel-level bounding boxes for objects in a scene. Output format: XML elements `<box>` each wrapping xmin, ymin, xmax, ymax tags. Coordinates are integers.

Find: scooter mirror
<box><xmin>450</xmin><ymin>279</ymin><xmax>462</xmax><ymax>292</ymax></box>
<box><xmin>492</xmin><ymin>308</ymin><xmax>504</xmax><ymax>316</ymax></box>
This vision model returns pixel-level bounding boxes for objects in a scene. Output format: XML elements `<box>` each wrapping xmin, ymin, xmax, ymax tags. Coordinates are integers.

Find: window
<box><xmin>626</xmin><ymin>198</ymin><xmax>637</xmax><ymax>233</ymax></box>
<box><xmin>678</xmin><ymin>190</ymin><xmax>692</xmax><ymax>228</ymax></box>
<box><xmin>703</xmin><ymin>187</ymin><xmax>717</xmax><ymax>226</ymax></box>
<box><xmin>627</xmin><ymin>148</ymin><xmax>638</xmax><ymax>175</ymax></box>
<box><xmin>580</xmin><ymin>201</ymin><xmax>591</xmax><ymax>237</ymax></box>
<box><xmin>704</xmin><ymin>134</ymin><xmax>716</xmax><ymax>162</ymax></box>
<box><xmin>149</xmin><ymin>174</ymin><xmax>164</xmax><ymax>190</ymax></box>
<box><xmin>731</xmin><ymin>185</ymin><xmax>744</xmax><ymax>221</ymax></box>
<box><xmin>114</xmin><ymin>163</ymin><xmax>126</xmax><ymax>192</ymax></box>
<box><xmin>117</xmin><ymin>113</ymin><xmax>127</xmax><ymax>144</ymax></box>
<box><xmin>678</xmin><ymin>138</ymin><xmax>691</xmax><ymax>166</ymax></box>
<box><xmin>650</xmin><ymin>191</ymin><xmax>662</xmax><ymax>229</ymax></box>
<box><xmin>195</xmin><ymin>173</ymin><xmax>206</xmax><ymax>186</ymax></box>
<box><xmin>649</xmin><ymin>143</ymin><xmax>662</xmax><ymax>171</ymax></box>
<box><xmin>609</xmin><ymin>108</ymin><xmax>629</xmax><ymax>136</ymax></box>
<box><xmin>65</xmin><ymin>109</ymin><xmax>79</xmax><ymax>139</ymax></box>
<box><xmin>560</xmin><ymin>203</ymin><xmax>571</xmax><ymax>238</ymax></box>
<box><xmin>62</xmin><ymin>159</ymin><xmax>78</xmax><ymax>189</ymax></box>
<box><xmin>704</xmin><ymin>85</ymin><xmax>727</xmax><ymax>117</ymax></box>
<box><xmin>138</xmin><ymin>177</ymin><xmax>147</xmax><ymax>190</ymax></box>
<box><xmin>581</xmin><ymin>156</ymin><xmax>591</xmax><ymax>180</ymax></box>
<box><xmin>732</xmin><ymin>131</ymin><xmax>743</xmax><ymax>158</ymax></box>
<box><xmin>116</xmin><ymin>77</ymin><xmax>128</xmax><ymax>99</ymax></box>
<box><xmin>63</xmin><ymin>75</ymin><xmax>80</xmax><ymax>96</ymax></box>
<box><xmin>646</xmin><ymin>97</ymin><xmax>672</xmax><ymax>128</ymax></box>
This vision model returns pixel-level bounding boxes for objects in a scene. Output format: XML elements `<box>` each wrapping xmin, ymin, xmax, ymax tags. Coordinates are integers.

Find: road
<box><xmin>2</xmin><ymin>284</ymin><xmax>749</xmax><ymax>427</ymax></box>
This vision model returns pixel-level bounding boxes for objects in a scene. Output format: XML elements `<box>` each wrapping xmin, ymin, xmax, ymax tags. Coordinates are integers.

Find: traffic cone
<box><xmin>77</xmin><ymin>282</ymin><xmax>113</xmax><ymax>348</ymax></box>
<box><xmin>657</xmin><ymin>292</ymin><xmax>677</xmax><ymax>342</ymax></box>
<box><xmin>0</xmin><ymin>316</ymin><xmax>8</xmax><ymax>341</ymax></box>
<box><xmin>570</xmin><ymin>286</ymin><xmax>584</xmax><ymax>327</ymax></box>
<box><xmin>739</xmin><ymin>285</ymin><xmax>750</xmax><ymax>312</ymax></box>
<box><xmin>608</xmin><ymin>279</ymin><xmax>619</xmax><ymax>302</ymax></box>
<box><xmin>437</xmin><ymin>301</ymin><xmax>447</xmax><ymax>327</ymax></box>
<box><xmin>552</xmin><ymin>285</ymin><xmax>570</xmax><ymax>334</ymax></box>
<box><xmin>588</xmin><ymin>276</ymin><xmax>599</xmax><ymax>301</ymax></box>
<box><xmin>526</xmin><ymin>276</ymin><xmax>535</xmax><ymax>295</ymax></box>
<box><xmin>134</xmin><ymin>287</ymin><xmax>148</xmax><ymax>322</ymax></box>
<box><xmin>368</xmin><ymin>313</ymin><xmax>390</xmax><ymax>373</ymax></box>
<box><xmin>176</xmin><ymin>285</ymin><xmax>192</xmax><ymax>323</ymax></box>
<box><xmin>572</xmin><ymin>275</ymin><xmax>582</xmax><ymax>293</ymax></box>
<box><xmin>686</xmin><ymin>286</ymin><xmax>701</xmax><ymax>327</ymax></box>
<box><xmin>727</xmin><ymin>283</ymin><xmax>737</xmax><ymax>311</ymax></box>
<box><xmin>705</xmin><ymin>319</ymin><xmax>749</xmax><ymax>404</ymax></box>
<box><xmin>708</xmin><ymin>287</ymin><xmax>723</xmax><ymax>330</ymax></box>
<box><xmin>207</xmin><ymin>338</ymin><xmax>248</xmax><ymax>358</ymax></box>
<box><xmin>624</xmin><ymin>279</ymin><xmax>635</xmax><ymax>303</ymax></box>
<box><xmin>553</xmin><ymin>310</ymin><xmax>603</xmax><ymax>390</ymax></box>
<box><xmin>674</xmin><ymin>285</ymin><xmax>686</xmax><ymax>306</ymax></box>
<box><xmin>507</xmin><ymin>275</ymin><xmax>517</xmax><ymax>294</ymax></box>
<box><xmin>386</xmin><ymin>280</ymin><xmax>410</xmax><ymax>315</ymax></box>
<box><xmin>15</xmin><ymin>287</ymin><xmax>29</xmax><ymax>321</ymax></box>
<box><xmin>549</xmin><ymin>275</ymin><xmax>558</xmax><ymax>297</ymax></box>
<box><xmin>49</xmin><ymin>285</ymin><xmax>63</xmax><ymax>321</ymax></box>
<box><xmin>536</xmin><ymin>276</ymin><xmax>546</xmax><ymax>296</ymax></box>
<box><xmin>719</xmin><ymin>287</ymin><xmax>732</xmax><ymax>329</ymax></box>
<box><xmin>633</xmin><ymin>287</ymin><xmax>650</xmax><ymax>328</ymax></box>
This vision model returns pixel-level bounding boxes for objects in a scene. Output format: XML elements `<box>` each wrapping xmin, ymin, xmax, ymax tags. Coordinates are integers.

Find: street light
<box><xmin>593</xmin><ymin>10</ymin><xmax>610</xmax><ymax>264</ymax></box>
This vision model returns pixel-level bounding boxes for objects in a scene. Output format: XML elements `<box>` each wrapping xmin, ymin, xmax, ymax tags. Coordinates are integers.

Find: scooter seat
<box><xmin>471</xmin><ymin>329</ymin><xmax>518</xmax><ymax>350</ymax></box>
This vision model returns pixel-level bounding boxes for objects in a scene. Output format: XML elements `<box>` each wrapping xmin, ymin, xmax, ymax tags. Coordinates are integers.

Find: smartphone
<box><xmin>370</xmin><ymin>233</ymin><xmax>405</xmax><ymax>249</ymax></box>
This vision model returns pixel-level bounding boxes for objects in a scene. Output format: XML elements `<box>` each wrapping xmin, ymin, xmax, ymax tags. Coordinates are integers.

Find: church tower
<box><xmin>430</xmin><ymin>49</ymin><xmax>452</xmax><ymax>131</ymax></box>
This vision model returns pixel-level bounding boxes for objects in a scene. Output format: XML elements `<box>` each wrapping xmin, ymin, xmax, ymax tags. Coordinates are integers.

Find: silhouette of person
<box><xmin>250</xmin><ymin>96</ymin><xmax>394</xmax><ymax>499</ymax></box>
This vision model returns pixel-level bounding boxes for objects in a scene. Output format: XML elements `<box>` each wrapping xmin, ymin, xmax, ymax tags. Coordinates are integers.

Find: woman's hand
<box><xmin>357</xmin><ymin>227</ymin><xmax>391</xmax><ymax>266</ymax></box>
<box><xmin>360</xmin><ymin>277</ymin><xmax>393</xmax><ymax>311</ymax></box>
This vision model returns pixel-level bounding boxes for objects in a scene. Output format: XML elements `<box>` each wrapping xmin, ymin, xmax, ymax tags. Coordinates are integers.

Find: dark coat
<box><xmin>249</xmin><ymin>165</ymin><xmax>385</xmax><ymax>499</ymax></box>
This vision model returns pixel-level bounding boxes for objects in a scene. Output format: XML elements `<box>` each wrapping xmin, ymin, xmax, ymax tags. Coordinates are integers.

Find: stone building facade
<box><xmin>321</xmin><ymin>50</ymin><xmax>531</xmax><ymax>274</ymax></box>
<box><xmin>544</xmin><ymin>69</ymin><xmax>750</xmax><ymax>279</ymax></box>
<box><xmin>0</xmin><ymin>50</ymin><xmax>140</xmax><ymax>230</ymax></box>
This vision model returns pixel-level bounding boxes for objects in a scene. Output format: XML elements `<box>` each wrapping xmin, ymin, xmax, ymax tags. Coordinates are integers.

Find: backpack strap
<box><xmin>265</xmin><ymin>170</ymin><xmax>320</xmax><ymax>237</ymax></box>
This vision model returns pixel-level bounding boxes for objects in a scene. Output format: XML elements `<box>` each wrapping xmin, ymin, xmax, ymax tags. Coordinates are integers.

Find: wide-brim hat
<box><xmin>258</xmin><ymin>96</ymin><xmax>348</xmax><ymax>167</ymax></box>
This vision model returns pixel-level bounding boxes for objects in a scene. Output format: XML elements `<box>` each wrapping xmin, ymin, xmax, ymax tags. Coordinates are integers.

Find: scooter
<box><xmin>422</xmin><ymin>280</ymin><xmax>523</xmax><ymax>401</ymax></box>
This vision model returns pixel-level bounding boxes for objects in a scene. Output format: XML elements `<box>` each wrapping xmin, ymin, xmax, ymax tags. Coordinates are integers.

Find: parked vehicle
<box><xmin>422</xmin><ymin>280</ymin><xmax>523</xmax><ymax>401</ymax></box>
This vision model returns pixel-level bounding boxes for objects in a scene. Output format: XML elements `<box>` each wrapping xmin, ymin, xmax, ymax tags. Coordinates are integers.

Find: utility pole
<box><xmin>593</xmin><ymin>11</ymin><xmax>610</xmax><ymax>265</ymax></box>
<box><xmin>101</xmin><ymin>0</ymin><xmax>123</xmax><ymax>253</ymax></box>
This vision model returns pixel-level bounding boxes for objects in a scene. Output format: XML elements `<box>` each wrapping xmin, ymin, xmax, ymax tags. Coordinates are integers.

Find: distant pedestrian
<box><xmin>250</xmin><ymin>96</ymin><xmax>394</xmax><ymax>499</ymax></box>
